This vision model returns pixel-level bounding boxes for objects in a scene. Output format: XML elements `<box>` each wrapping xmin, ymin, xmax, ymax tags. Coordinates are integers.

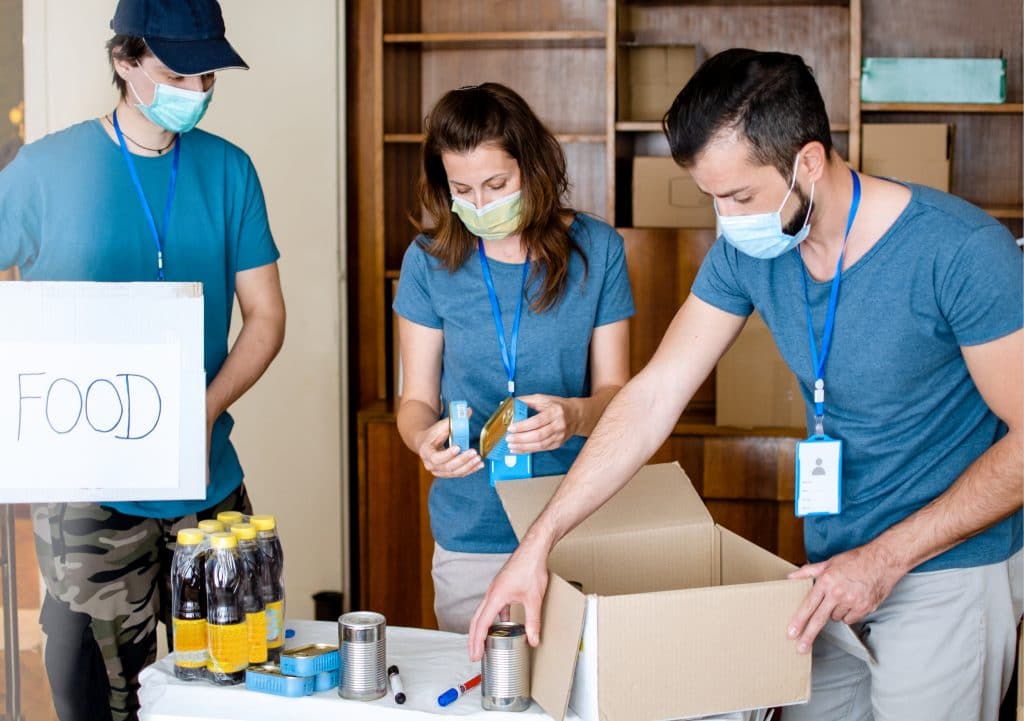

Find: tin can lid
<box><xmin>487</xmin><ymin>622</ymin><xmax>526</xmax><ymax>639</ymax></box>
<box><xmin>339</xmin><ymin>611</ymin><xmax>386</xmax><ymax>629</ymax></box>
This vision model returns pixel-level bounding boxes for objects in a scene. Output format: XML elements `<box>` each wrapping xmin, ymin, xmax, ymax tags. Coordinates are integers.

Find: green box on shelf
<box><xmin>861</xmin><ymin>58</ymin><xmax>1007</xmax><ymax>104</ymax></box>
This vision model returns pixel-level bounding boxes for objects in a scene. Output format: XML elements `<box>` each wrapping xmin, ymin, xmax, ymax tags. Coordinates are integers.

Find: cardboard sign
<box><xmin>0</xmin><ymin>282</ymin><xmax>206</xmax><ymax>503</ymax></box>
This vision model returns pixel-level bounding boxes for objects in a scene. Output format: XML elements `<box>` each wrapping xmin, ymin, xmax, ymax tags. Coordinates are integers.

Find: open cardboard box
<box><xmin>497</xmin><ymin>462</ymin><xmax>871</xmax><ymax>721</ymax></box>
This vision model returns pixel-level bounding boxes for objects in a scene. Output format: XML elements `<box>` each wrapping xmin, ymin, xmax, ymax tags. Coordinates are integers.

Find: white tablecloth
<box><xmin>139</xmin><ymin>620</ymin><xmax>563</xmax><ymax>721</ymax></box>
<box><xmin>139</xmin><ymin>620</ymin><xmax>760</xmax><ymax>721</ymax></box>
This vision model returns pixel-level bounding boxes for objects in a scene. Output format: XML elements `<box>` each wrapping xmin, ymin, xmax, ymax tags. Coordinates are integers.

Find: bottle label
<box><xmin>172</xmin><ymin>618</ymin><xmax>209</xmax><ymax>668</ymax></box>
<box><xmin>247</xmin><ymin>610</ymin><xmax>268</xmax><ymax>664</ymax></box>
<box><xmin>266</xmin><ymin>601</ymin><xmax>284</xmax><ymax>649</ymax></box>
<box><xmin>207</xmin><ymin>622</ymin><xmax>248</xmax><ymax>674</ymax></box>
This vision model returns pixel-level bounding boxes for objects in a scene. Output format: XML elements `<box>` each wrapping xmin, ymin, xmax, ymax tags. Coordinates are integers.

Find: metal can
<box><xmin>482</xmin><ymin>622</ymin><xmax>531</xmax><ymax>711</ymax></box>
<box><xmin>338</xmin><ymin>611</ymin><xmax>387</xmax><ymax>701</ymax></box>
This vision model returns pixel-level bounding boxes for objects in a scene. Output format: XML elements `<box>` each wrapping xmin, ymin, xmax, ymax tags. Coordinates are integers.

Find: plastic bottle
<box><xmin>230</xmin><ymin>523</ymin><xmax>268</xmax><ymax>665</ymax></box>
<box><xmin>205</xmin><ymin>532</ymin><xmax>248</xmax><ymax>685</ymax></box>
<box><xmin>250</xmin><ymin>515</ymin><xmax>285</xmax><ymax>663</ymax></box>
<box><xmin>171</xmin><ymin>528</ymin><xmax>208</xmax><ymax>681</ymax></box>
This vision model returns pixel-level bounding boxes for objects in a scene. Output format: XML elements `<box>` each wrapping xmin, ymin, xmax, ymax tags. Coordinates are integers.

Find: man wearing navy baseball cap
<box><xmin>0</xmin><ymin>2</ymin><xmax>286</xmax><ymax>719</ymax></box>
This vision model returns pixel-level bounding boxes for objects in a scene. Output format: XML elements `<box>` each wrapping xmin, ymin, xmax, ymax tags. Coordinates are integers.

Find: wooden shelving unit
<box><xmin>349</xmin><ymin>0</ymin><xmax>1023</xmax><ymax>627</ymax></box>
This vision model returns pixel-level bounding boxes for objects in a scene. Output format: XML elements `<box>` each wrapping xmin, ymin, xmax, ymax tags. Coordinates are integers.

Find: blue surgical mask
<box><xmin>715</xmin><ymin>156</ymin><xmax>815</xmax><ymax>259</ymax></box>
<box><xmin>129</xmin><ymin>66</ymin><xmax>213</xmax><ymax>134</ymax></box>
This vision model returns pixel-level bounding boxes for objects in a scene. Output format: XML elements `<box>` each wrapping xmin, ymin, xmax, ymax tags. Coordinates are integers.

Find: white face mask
<box><xmin>714</xmin><ymin>155</ymin><xmax>815</xmax><ymax>260</ymax></box>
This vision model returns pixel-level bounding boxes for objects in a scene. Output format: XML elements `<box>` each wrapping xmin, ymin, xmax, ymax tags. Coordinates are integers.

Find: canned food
<box><xmin>245</xmin><ymin>664</ymin><xmax>316</xmax><ymax>697</ymax></box>
<box><xmin>280</xmin><ymin>643</ymin><xmax>340</xmax><ymax>677</ymax></box>
<box><xmin>339</xmin><ymin>611</ymin><xmax>387</xmax><ymax>701</ymax></box>
<box><xmin>482</xmin><ymin>622</ymin><xmax>531</xmax><ymax>711</ymax></box>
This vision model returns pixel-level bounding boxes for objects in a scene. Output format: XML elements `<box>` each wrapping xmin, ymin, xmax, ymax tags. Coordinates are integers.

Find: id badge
<box><xmin>795</xmin><ymin>436</ymin><xmax>842</xmax><ymax>517</ymax></box>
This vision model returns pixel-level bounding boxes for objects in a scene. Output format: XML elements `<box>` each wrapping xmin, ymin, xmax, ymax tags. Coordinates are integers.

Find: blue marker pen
<box><xmin>437</xmin><ymin>673</ymin><xmax>481</xmax><ymax>707</ymax></box>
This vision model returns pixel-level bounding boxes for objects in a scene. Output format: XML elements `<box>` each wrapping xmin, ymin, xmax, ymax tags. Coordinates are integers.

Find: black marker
<box><xmin>388</xmin><ymin>665</ymin><xmax>406</xmax><ymax>704</ymax></box>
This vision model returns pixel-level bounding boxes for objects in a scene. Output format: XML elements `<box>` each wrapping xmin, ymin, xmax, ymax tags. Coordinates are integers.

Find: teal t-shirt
<box><xmin>394</xmin><ymin>214</ymin><xmax>635</xmax><ymax>553</ymax></box>
<box><xmin>0</xmin><ymin>120</ymin><xmax>280</xmax><ymax>518</ymax></box>
<box><xmin>692</xmin><ymin>182</ymin><xmax>1022</xmax><ymax>572</ymax></box>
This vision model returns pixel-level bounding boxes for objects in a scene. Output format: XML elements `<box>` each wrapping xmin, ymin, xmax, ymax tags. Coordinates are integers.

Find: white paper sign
<box><xmin>0</xmin><ymin>282</ymin><xmax>206</xmax><ymax>503</ymax></box>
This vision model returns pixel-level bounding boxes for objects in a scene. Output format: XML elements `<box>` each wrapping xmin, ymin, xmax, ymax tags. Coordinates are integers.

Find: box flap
<box><xmin>528</xmin><ymin>574</ymin><xmax>586</xmax><ymax>721</ymax></box>
<box><xmin>595</xmin><ymin>582</ymin><xmax>811</xmax><ymax>721</ymax></box>
<box><xmin>497</xmin><ymin>462</ymin><xmax>712</xmax><ymax>541</ymax></box>
<box><xmin>497</xmin><ymin>464</ymin><xmax>717</xmax><ymax>596</ymax></box>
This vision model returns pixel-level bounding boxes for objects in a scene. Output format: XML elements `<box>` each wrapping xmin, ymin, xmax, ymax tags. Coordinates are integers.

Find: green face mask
<box><xmin>451</xmin><ymin>191</ymin><xmax>522</xmax><ymax>240</ymax></box>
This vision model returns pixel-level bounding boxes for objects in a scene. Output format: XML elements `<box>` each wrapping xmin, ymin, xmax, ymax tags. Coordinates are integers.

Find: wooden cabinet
<box><xmin>348</xmin><ymin>0</ymin><xmax>1023</xmax><ymax>624</ymax></box>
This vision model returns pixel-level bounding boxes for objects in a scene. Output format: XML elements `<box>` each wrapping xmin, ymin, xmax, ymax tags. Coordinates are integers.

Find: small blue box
<box><xmin>315</xmin><ymin>668</ymin><xmax>340</xmax><ymax>692</ymax></box>
<box><xmin>486</xmin><ymin>399</ymin><xmax>531</xmax><ymax>486</ymax></box>
<box><xmin>245</xmin><ymin>665</ymin><xmax>316</xmax><ymax>697</ymax></box>
<box><xmin>448</xmin><ymin>400</ymin><xmax>470</xmax><ymax>450</ymax></box>
<box><xmin>279</xmin><ymin>644</ymin><xmax>340</xmax><ymax>677</ymax></box>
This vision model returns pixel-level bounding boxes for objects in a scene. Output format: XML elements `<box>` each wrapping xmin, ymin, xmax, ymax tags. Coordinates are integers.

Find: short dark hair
<box><xmin>663</xmin><ymin>49</ymin><xmax>833</xmax><ymax>178</ymax></box>
<box><xmin>106</xmin><ymin>34</ymin><xmax>150</xmax><ymax>99</ymax></box>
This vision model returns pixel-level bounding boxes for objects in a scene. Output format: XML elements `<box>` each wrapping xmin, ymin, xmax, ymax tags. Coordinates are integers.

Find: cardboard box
<box><xmin>497</xmin><ymin>463</ymin><xmax>814</xmax><ymax>721</ymax></box>
<box><xmin>861</xmin><ymin>57</ymin><xmax>1007</xmax><ymax>104</ymax></box>
<box><xmin>632</xmin><ymin>156</ymin><xmax>716</xmax><ymax>228</ymax></box>
<box><xmin>861</xmin><ymin>123</ymin><xmax>952</xmax><ymax>192</ymax></box>
<box><xmin>618</xmin><ymin>45</ymin><xmax>700</xmax><ymax>122</ymax></box>
<box><xmin>716</xmin><ymin>312</ymin><xmax>806</xmax><ymax>429</ymax></box>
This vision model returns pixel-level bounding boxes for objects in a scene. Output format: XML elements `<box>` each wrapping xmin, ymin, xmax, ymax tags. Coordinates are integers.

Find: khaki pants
<box><xmin>785</xmin><ymin>550</ymin><xmax>1023</xmax><ymax>721</ymax></box>
<box><xmin>431</xmin><ymin>543</ymin><xmax>510</xmax><ymax>634</ymax></box>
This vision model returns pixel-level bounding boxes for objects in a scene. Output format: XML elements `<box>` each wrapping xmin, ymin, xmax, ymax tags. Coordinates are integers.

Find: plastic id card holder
<box><xmin>795</xmin><ymin>436</ymin><xmax>842</xmax><ymax>517</ymax></box>
<box><xmin>484</xmin><ymin>398</ymin><xmax>532</xmax><ymax>486</ymax></box>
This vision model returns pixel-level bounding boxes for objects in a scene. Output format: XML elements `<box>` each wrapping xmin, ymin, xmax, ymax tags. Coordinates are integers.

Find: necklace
<box><xmin>103</xmin><ymin>114</ymin><xmax>177</xmax><ymax>154</ymax></box>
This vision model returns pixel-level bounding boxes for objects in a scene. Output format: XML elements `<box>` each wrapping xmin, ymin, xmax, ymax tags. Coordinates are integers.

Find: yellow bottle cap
<box><xmin>176</xmin><ymin>528</ymin><xmax>204</xmax><ymax>546</ymax></box>
<box><xmin>231</xmin><ymin>523</ymin><xmax>257</xmax><ymax>541</ymax></box>
<box><xmin>210</xmin><ymin>532</ymin><xmax>238</xmax><ymax>550</ymax></box>
<box><xmin>197</xmin><ymin>520</ymin><xmax>224</xmax><ymax>535</ymax></box>
<box><xmin>250</xmin><ymin>515</ymin><xmax>277</xmax><ymax>532</ymax></box>
<box><xmin>216</xmin><ymin>511</ymin><xmax>244</xmax><ymax>526</ymax></box>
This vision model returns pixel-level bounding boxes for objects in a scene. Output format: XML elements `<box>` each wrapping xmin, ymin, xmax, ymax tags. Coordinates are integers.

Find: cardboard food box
<box><xmin>861</xmin><ymin>57</ymin><xmax>1007</xmax><ymax>104</ymax></box>
<box><xmin>496</xmin><ymin>462</ymin><xmax>816</xmax><ymax>721</ymax></box>
<box><xmin>861</xmin><ymin>123</ymin><xmax>952</xmax><ymax>192</ymax></box>
<box><xmin>632</xmin><ymin>156</ymin><xmax>716</xmax><ymax>228</ymax></box>
<box><xmin>618</xmin><ymin>44</ymin><xmax>701</xmax><ymax>122</ymax></box>
<box><xmin>716</xmin><ymin>312</ymin><xmax>806</xmax><ymax>429</ymax></box>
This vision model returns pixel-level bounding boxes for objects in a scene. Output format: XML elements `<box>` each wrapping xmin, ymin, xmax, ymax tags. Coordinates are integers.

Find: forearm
<box><xmin>397</xmin><ymin>398</ymin><xmax>442</xmax><ymax>452</ymax></box>
<box><xmin>569</xmin><ymin>384</ymin><xmax>623</xmax><ymax>437</ymax></box>
<box><xmin>872</xmin><ymin>429</ymin><xmax>1023</xmax><ymax>572</ymax></box>
<box><xmin>523</xmin><ymin>370</ymin><xmax>686</xmax><ymax>552</ymax></box>
<box><xmin>206</xmin><ymin>312</ymin><xmax>285</xmax><ymax>422</ymax></box>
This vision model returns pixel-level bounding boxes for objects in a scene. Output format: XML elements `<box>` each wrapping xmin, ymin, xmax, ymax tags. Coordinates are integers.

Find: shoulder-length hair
<box><xmin>418</xmin><ymin>82</ymin><xmax>584</xmax><ymax>312</ymax></box>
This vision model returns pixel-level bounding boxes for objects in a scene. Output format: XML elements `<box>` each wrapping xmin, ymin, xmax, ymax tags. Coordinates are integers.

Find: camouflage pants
<box><xmin>32</xmin><ymin>485</ymin><xmax>252</xmax><ymax>721</ymax></box>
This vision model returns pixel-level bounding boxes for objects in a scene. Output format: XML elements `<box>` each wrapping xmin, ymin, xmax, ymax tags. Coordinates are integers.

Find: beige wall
<box><xmin>22</xmin><ymin>1</ymin><xmax>349</xmax><ymax>621</ymax></box>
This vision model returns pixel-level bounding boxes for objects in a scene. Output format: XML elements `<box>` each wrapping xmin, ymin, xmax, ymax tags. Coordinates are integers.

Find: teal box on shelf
<box><xmin>861</xmin><ymin>57</ymin><xmax>1007</xmax><ymax>104</ymax></box>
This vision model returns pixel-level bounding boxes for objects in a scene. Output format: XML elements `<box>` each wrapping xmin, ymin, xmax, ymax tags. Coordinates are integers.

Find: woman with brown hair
<box><xmin>393</xmin><ymin>83</ymin><xmax>634</xmax><ymax>632</ymax></box>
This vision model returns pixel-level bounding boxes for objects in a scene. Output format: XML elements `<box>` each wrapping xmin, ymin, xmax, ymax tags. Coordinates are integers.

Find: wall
<box><xmin>20</xmin><ymin>0</ymin><xmax>349</xmax><ymax>622</ymax></box>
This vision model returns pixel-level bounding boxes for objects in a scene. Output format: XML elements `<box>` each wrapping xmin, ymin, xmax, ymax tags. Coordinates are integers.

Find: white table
<box><xmin>139</xmin><ymin>620</ymin><xmax>759</xmax><ymax>721</ymax></box>
<box><xmin>140</xmin><ymin>620</ymin><xmax>561</xmax><ymax>721</ymax></box>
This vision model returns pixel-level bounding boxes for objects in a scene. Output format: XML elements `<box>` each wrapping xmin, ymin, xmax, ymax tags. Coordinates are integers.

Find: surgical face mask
<box><xmin>715</xmin><ymin>156</ymin><xmax>815</xmax><ymax>259</ymax></box>
<box><xmin>129</xmin><ymin>66</ymin><xmax>213</xmax><ymax>134</ymax></box>
<box><xmin>451</xmin><ymin>190</ymin><xmax>522</xmax><ymax>241</ymax></box>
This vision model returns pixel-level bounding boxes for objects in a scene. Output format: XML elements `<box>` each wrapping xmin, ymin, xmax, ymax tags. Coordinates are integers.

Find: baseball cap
<box><xmin>111</xmin><ymin>0</ymin><xmax>248</xmax><ymax>76</ymax></box>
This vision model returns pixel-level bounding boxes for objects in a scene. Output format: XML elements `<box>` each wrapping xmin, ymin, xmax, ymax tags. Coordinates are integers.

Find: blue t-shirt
<box><xmin>692</xmin><ymin>183</ymin><xmax>1023</xmax><ymax>572</ymax></box>
<box><xmin>394</xmin><ymin>214</ymin><xmax>635</xmax><ymax>553</ymax></box>
<box><xmin>0</xmin><ymin>120</ymin><xmax>280</xmax><ymax>518</ymax></box>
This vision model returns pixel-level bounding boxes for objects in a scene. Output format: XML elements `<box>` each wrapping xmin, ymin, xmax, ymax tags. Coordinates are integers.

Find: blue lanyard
<box><xmin>112</xmin><ymin>110</ymin><xmax>180</xmax><ymax>281</ymax></box>
<box><xmin>477</xmin><ymin>238</ymin><xmax>529</xmax><ymax>396</ymax></box>
<box><xmin>798</xmin><ymin>168</ymin><xmax>860</xmax><ymax>437</ymax></box>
